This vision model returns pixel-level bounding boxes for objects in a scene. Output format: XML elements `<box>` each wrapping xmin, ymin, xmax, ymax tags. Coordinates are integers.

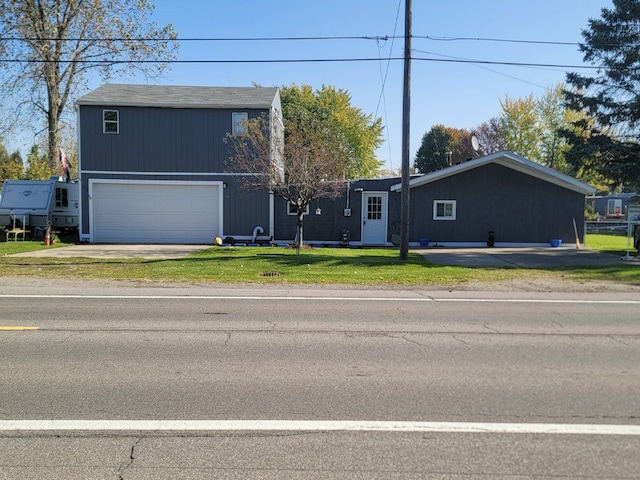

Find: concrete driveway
<box><xmin>417</xmin><ymin>246</ymin><xmax>640</xmax><ymax>268</ymax></box>
<box><xmin>9</xmin><ymin>244</ymin><xmax>211</xmax><ymax>259</ymax></box>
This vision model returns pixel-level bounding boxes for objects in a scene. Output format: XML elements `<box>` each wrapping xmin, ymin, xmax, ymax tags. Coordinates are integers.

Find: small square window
<box><xmin>103</xmin><ymin>109</ymin><xmax>119</xmax><ymax>134</ymax></box>
<box><xmin>232</xmin><ymin>112</ymin><xmax>248</xmax><ymax>134</ymax></box>
<box><xmin>287</xmin><ymin>202</ymin><xmax>309</xmax><ymax>216</ymax></box>
<box><xmin>433</xmin><ymin>200</ymin><xmax>456</xmax><ymax>220</ymax></box>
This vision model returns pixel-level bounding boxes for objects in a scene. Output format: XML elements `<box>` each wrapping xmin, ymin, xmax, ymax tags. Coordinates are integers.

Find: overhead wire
<box><xmin>0</xmin><ymin>34</ymin><xmax>630</xmax><ymax>48</ymax></box>
<box><xmin>412</xmin><ymin>49</ymin><xmax>555</xmax><ymax>89</ymax></box>
<box><xmin>0</xmin><ymin>56</ymin><xmax>607</xmax><ymax>70</ymax></box>
<box><xmin>375</xmin><ymin>0</ymin><xmax>403</xmax><ymax>173</ymax></box>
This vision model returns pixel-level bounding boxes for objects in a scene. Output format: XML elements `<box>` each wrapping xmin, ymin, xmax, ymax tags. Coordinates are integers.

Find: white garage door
<box><xmin>92</xmin><ymin>182</ymin><xmax>221</xmax><ymax>244</ymax></box>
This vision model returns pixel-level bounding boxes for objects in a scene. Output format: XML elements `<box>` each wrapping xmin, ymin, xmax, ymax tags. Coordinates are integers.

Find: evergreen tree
<box><xmin>564</xmin><ymin>0</ymin><xmax>640</xmax><ymax>191</ymax></box>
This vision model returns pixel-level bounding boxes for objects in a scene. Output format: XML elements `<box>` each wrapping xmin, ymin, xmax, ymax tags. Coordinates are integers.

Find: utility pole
<box><xmin>400</xmin><ymin>0</ymin><xmax>411</xmax><ymax>260</ymax></box>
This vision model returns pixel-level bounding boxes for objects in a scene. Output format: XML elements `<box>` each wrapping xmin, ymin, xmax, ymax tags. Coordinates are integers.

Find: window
<box><xmin>287</xmin><ymin>202</ymin><xmax>309</xmax><ymax>216</ymax></box>
<box><xmin>367</xmin><ymin>196</ymin><xmax>383</xmax><ymax>220</ymax></box>
<box><xmin>103</xmin><ymin>109</ymin><xmax>119</xmax><ymax>134</ymax></box>
<box><xmin>55</xmin><ymin>188</ymin><xmax>68</xmax><ymax>208</ymax></box>
<box><xmin>232</xmin><ymin>112</ymin><xmax>248</xmax><ymax>134</ymax></box>
<box><xmin>607</xmin><ymin>199</ymin><xmax>622</xmax><ymax>216</ymax></box>
<box><xmin>433</xmin><ymin>200</ymin><xmax>456</xmax><ymax>220</ymax></box>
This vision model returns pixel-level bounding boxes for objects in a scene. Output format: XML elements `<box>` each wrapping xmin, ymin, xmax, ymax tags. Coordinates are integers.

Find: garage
<box><xmin>90</xmin><ymin>181</ymin><xmax>222</xmax><ymax>244</ymax></box>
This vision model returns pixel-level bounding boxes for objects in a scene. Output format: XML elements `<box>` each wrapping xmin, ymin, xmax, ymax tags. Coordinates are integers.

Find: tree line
<box><xmin>0</xmin><ymin>144</ymin><xmax>75</xmax><ymax>185</ymax></box>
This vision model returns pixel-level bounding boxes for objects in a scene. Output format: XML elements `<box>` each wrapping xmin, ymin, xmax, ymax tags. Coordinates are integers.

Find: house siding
<box><xmin>80</xmin><ymin>105</ymin><xmax>265</xmax><ymax>173</ymax></box>
<box><xmin>77</xmin><ymin>88</ymin><xmax>279</xmax><ymax>243</ymax></box>
<box><xmin>274</xmin><ymin>178</ymin><xmax>402</xmax><ymax>244</ymax></box>
<box><xmin>409</xmin><ymin>163</ymin><xmax>586</xmax><ymax>244</ymax></box>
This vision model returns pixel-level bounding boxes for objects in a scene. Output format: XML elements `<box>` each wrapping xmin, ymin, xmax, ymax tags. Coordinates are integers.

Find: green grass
<box><xmin>585</xmin><ymin>233</ymin><xmax>637</xmax><ymax>255</ymax></box>
<box><xmin>1</xmin><ymin>232</ymin><xmax>638</xmax><ymax>287</ymax></box>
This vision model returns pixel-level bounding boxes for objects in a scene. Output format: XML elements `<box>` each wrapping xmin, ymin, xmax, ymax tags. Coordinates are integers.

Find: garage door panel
<box><xmin>92</xmin><ymin>182</ymin><xmax>220</xmax><ymax>244</ymax></box>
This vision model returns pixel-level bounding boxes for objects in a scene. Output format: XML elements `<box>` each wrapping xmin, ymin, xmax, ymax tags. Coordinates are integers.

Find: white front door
<box><xmin>362</xmin><ymin>192</ymin><xmax>388</xmax><ymax>245</ymax></box>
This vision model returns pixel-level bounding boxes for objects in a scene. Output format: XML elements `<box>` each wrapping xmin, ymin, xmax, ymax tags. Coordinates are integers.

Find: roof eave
<box><xmin>390</xmin><ymin>151</ymin><xmax>596</xmax><ymax>195</ymax></box>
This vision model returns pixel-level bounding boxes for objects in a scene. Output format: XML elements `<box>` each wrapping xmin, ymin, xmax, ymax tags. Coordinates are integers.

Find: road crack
<box><xmin>452</xmin><ymin>334</ymin><xmax>470</xmax><ymax>347</ymax></box>
<box><xmin>117</xmin><ymin>437</ymin><xmax>142</xmax><ymax>480</ymax></box>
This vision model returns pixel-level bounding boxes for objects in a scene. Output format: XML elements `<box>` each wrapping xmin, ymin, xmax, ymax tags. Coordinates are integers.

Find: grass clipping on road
<box><xmin>1</xmin><ymin>241</ymin><xmax>638</xmax><ymax>288</ymax></box>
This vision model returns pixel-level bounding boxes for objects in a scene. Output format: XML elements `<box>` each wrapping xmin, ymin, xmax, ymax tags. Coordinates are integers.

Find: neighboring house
<box><xmin>76</xmin><ymin>83</ymin><xmax>283</xmax><ymax>244</ymax></box>
<box><xmin>586</xmin><ymin>192</ymin><xmax>640</xmax><ymax>221</ymax></box>
<box><xmin>276</xmin><ymin>151</ymin><xmax>596</xmax><ymax>247</ymax></box>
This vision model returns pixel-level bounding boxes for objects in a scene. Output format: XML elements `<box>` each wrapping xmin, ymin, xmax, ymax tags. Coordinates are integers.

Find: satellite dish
<box><xmin>471</xmin><ymin>135</ymin><xmax>480</xmax><ymax>152</ymax></box>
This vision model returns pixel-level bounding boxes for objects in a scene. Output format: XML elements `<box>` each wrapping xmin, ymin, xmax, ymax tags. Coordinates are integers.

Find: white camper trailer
<box><xmin>0</xmin><ymin>177</ymin><xmax>79</xmax><ymax>230</ymax></box>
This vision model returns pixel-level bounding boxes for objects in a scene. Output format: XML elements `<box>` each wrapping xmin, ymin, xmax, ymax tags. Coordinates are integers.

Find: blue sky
<box><xmin>11</xmin><ymin>0</ymin><xmax>614</xmax><ymax>172</ymax></box>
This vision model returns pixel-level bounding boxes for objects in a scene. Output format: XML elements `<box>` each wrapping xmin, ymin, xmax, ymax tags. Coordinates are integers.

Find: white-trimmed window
<box><xmin>232</xmin><ymin>112</ymin><xmax>248</xmax><ymax>134</ymax></box>
<box><xmin>433</xmin><ymin>200</ymin><xmax>456</xmax><ymax>220</ymax></box>
<box><xmin>287</xmin><ymin>202</ymin><xmax>309</xmax><ymax>216</ymax></box>
<box><xmin>103</xmin><ymin>109</ymin><xmax>119</xmax><ymax>134</ymax></box>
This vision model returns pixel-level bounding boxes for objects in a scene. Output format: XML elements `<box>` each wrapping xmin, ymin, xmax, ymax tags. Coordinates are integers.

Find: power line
<box><xmin>0</xmin><ymin>56</ymin><xmax>609</xmax><ymax>70</ymax></box>
<box><xmin>0</xmin><ymin>34</ymin><xmax>631</xmax><ymax>48</ymax></box>
<box><xmin>0</xmin><ymin>35</ymin><xmax>391</xmax><ymax>42</ymax></box>
<box><xmin>413</xmin><ymin>49</ymin><xmax>556</xmax><ymax>89</ymax></box>
<box><xmin>415</xmin><ymin>35</ymin><xmax>582</xmax><ymax>46</ymax></box>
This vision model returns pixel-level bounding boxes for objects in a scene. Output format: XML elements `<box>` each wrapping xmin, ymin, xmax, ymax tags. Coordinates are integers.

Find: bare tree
<box><xmin>0</xmin><ymin>0</ymin><xmax>178</xmax><ymax>169</ymax></box>
<box><xmin>227</xmin><ymin>112</ymin><xmax>346</xmax><ymax>254</ymax></box>
<box><xmin>471</xmin><ymin>117</ymin><xmax>507</xmax><ymax>155</ymax></box>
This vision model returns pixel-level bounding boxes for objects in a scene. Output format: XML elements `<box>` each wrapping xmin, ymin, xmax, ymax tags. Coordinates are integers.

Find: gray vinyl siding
<box><xmin>222</xmin><ymin>178</ymin><xmax>270</xmax><ymax>237</ymax></box>
<box><xmin>274</xmin><ymin>165</ymin><xmax>588</xmax><ymax>245</ymax></box>
<box><xmin>409</xmin><ymin>163</ymin><xmax>586</xmax><ymax>244</ymax></box>
<box><xmin>80</xmin><ymin>106</ymin><xmax>266</xmax><ymax>173</ymax></box>
<box><xmin>274</xmin><ymin>178</ymin><xmax>401</xmax><ymax>243</ymax></box>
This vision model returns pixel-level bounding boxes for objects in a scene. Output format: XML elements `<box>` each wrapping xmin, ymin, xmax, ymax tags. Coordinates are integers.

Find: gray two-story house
<box><xmin>76</xmin><ymin>84</ymin><xmax>283</xmax><ymax>244</ymax></box>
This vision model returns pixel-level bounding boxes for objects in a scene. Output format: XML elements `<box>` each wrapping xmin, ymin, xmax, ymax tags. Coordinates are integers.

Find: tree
<box><xmin>564</xmin><ymin>0</ymin><xmax>640</xmax><ymax>191</ymax></box>
<box><xmin>414</xmin><ymin>125</ymin><xmax>451</xmax><ymax>173</ymax></box>
<box><xmin>537</xmin><ymin>84</ymin><xmax>581</xmax><ymax>174</ymax></box>
<box><xmin>471</xmin><ymin>117</ymin><xmax>507</xmax><ymax>155</ymax></box>
<box><xmin>0</xmin><ymin>141</ymin><xmax>24</xmax><ymax>183</ymax></box>
<box><xmin>0</xmin><ymin>0</ymin><xmax>178</xmax><ymax>170</ymax></box>
<box><xmin>414</xmin><ymin>125</ymin><xmax>473</xmax><ymax>173</ymax></box>
<box><xmin>448</xmin><ymin>128</ymin><xmax>476</xmax><ymax>164</ymax></box>
<box><xmin>279</xmin><ymin>84</ymin><xmax>385</xmax><ymax>179</ymax></box>
<box><xmin>499</xmin><ymin>94</ymin><xmax>541</xmax><ymax>161</ymax></box>
<box><xmin>227</xmin><ymin>111</ymin><xmax>346</xmax><ymax>254</ymax></box>
<box><xmin>24</xmin><ymin>145</ymin><xmax>52</xmax><ymax>180</ymax></box>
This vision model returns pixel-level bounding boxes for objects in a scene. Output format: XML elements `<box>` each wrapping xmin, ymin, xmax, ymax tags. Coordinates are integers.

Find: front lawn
<box><xmin>1</xmin><ymin>233</ymin><xmax>638</xmax><ymax>287</ymax></box>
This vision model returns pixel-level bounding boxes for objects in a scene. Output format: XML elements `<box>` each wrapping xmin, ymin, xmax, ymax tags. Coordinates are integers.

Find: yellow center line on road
<box><xmin>0</xmin><ymin>326</ymin><xmax>39</xmax><ymax>331</ymax></box>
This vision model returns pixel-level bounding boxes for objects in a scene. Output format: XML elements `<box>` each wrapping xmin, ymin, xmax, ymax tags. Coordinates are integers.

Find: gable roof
<box><xmin>390</xmin><ymin>151</ymin><xmax>596</xmax><ymax>195</ymax></box>
<box><xmin>76</xmin><ymin>84</ymin><xmax>280</xmax><ymax>109</ymax></box>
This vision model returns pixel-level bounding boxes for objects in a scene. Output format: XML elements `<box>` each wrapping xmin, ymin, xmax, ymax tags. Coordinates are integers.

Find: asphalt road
<box><xmin>1</xmin><ymin>281</ymin><xmax>639</xmax><ymax>479</ymax></box>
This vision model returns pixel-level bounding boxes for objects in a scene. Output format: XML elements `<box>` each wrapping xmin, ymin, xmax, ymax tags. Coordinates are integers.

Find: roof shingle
<box><xmin>76</xmin><ymin>84</ymin><xmax>279</xmax><ymax>109</ymax></box>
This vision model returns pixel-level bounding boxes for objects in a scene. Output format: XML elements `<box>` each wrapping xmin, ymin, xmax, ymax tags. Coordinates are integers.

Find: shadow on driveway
<box><xmin>416</xmin><ymin>247</ymin><xmax>640</xmax><ymax>268</ymax></box>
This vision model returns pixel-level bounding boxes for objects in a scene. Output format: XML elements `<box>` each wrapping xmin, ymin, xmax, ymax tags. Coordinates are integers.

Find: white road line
<box><xmin>1</xmin><ymin>420</ymin><xmax>639</xmax><ymax>435</ymax></box>
<box><xmin>0</xmin><ymin>294</ymin><xmax>639</xmax><ymax>304</ymax></box>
